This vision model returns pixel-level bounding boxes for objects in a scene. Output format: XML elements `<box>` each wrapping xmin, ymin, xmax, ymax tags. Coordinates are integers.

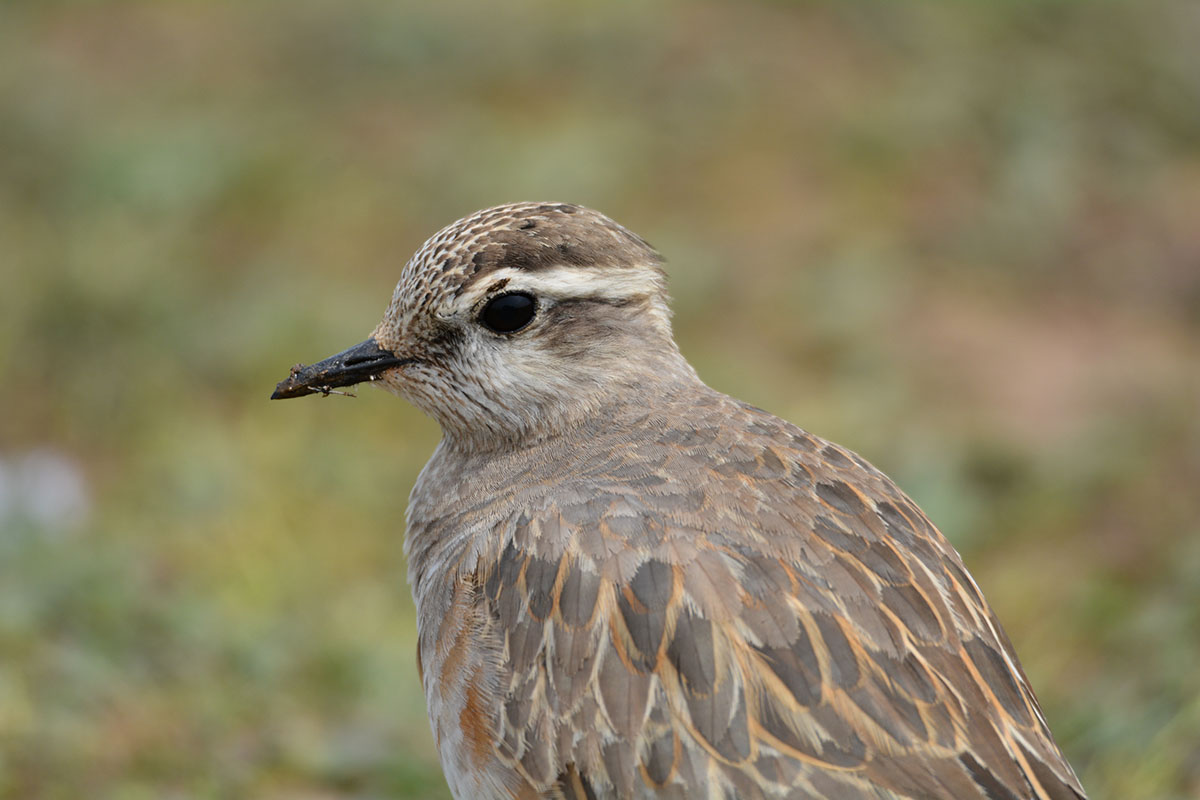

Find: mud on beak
<box><xmin>270</xmin><ymin>338</ymin><xmax>414</xmax><ymax>399</ymax></box>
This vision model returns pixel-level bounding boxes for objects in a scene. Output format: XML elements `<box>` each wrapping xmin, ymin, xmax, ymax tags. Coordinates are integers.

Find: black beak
<box><xmin>270</xmin><ymin>338</ymin><xmax>414</xmax><ymax>399</ymax></box>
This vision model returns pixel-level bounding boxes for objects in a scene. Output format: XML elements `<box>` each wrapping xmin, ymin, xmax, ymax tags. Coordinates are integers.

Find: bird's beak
<box><xmin>270</xmin><ymin>337</ymin><xmax>413</xmax><ymax>399</ymax></box>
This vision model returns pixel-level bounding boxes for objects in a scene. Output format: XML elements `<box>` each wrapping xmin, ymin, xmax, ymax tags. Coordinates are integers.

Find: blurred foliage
<box><xmin>2</xmin><ymin>1</ymin><xmax>1198</xmax><ymax>797</ymax></box>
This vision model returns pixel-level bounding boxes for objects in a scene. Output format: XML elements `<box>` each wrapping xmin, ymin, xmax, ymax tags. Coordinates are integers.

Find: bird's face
<box><xmin>272</xmin><ymin>203</ymin><xmax>690</xmax><ymax>447</ymax></box>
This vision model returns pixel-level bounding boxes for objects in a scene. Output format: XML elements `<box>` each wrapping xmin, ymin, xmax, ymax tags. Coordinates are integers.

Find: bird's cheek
<box><xmin>370</xmin><ymin>370</ymin><xmax>407</xmax><ymax>397</ymax></box>
<box><xmin>375</xmin><ymin>361</ymin><xmax>430</xmax><ymax>398</ymax></box>
<box><xmin>377</xmin><ymin>364</ymin><xmax>447</xmax><ymax>410</ymax></box>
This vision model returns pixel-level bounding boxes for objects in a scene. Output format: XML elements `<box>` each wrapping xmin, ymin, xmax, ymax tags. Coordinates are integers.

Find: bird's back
<box><xmin>405</xmin><ymin>384</ymin><xmax>1086</xmax><ymax>800</ymax></box>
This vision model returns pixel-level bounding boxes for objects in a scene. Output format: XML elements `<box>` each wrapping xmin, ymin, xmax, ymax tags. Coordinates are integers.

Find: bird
<box><xmin>271</xmin><ymin>202</ymin><xmax>1087</xmax><ymax>799</ymax></box>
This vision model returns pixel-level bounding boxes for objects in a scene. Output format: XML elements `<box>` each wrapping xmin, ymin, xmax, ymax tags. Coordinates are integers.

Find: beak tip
<box><xmin>270</xmin><ymin>380</ymin><xmax>311</xmax><ymax>400</ymax></box>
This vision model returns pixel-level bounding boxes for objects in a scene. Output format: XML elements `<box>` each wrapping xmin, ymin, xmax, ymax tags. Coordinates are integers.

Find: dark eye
<box><xmin>480</xmin><ymin>292</ymin><xmax>537</xmax><ymax>333</ymax></box>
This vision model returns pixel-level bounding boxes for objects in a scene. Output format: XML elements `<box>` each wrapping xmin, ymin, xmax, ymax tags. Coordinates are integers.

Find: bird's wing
<box><xmin>458</xmin><ymin>405</ymin><xmax>1085</xmax><ymax>799</ymax></box>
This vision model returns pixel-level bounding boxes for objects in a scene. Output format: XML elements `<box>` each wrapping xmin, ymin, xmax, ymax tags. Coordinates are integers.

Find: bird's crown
<box><xmin>374</xmin><ymin>202</ymin><xmax>669</xmax><ymax>343</ymax></box>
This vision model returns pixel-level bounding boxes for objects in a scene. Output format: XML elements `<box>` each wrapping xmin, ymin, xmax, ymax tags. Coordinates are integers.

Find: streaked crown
<box><xmin>375</xmin><ymin>202</ymin><xmax>669</xmax><ymax>344</ymax></box>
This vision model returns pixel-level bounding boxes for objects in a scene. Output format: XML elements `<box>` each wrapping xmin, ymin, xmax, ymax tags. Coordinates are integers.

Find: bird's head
<box><xmin>272</xmin><ymin>203</ymin><xmax>695</xmax><ymax>447</ymax></box>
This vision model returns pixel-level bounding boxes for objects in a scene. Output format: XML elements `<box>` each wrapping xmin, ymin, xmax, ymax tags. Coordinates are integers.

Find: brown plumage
<box><xmin>272</xmin><ymin>202</ymin><xmax>1087</xmax><ymax>799</ymax></box>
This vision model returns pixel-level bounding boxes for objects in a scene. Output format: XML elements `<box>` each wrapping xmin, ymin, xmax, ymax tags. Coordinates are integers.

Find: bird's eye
<box><xmin>480</xmin><ymin>292</ymin><xmax>537</xmax><ymax>333</ymax></box>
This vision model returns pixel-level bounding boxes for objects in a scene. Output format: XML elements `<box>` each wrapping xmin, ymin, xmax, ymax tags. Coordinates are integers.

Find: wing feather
<box><xmin>419</xmin><ymin>397</ymin><xmax>1085</xmax><ymax>799</ymax></box>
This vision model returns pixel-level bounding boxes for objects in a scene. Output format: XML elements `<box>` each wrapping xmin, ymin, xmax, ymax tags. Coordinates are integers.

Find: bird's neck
<box><xmin>438</xmin><ymin>344</ymin><xmax>705</xmax><ymax>458</ymax></box>
<box><xmin>404</xmin><ymin>351</ymin><xmax>718</xmax><ymax>604</ymax></box>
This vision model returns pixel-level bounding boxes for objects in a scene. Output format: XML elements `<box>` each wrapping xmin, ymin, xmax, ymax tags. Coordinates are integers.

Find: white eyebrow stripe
<box><xmin>458</xmin><ymin>264</ymin><xmax>665</xmax><ymax>307</ymax></box>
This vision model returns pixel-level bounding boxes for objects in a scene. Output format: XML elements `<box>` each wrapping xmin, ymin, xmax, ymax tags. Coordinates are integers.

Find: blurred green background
<box><xmin>2</xmin><ymin>1</ymin><xmax>1198</xmax><ymax>797</ymax></box>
